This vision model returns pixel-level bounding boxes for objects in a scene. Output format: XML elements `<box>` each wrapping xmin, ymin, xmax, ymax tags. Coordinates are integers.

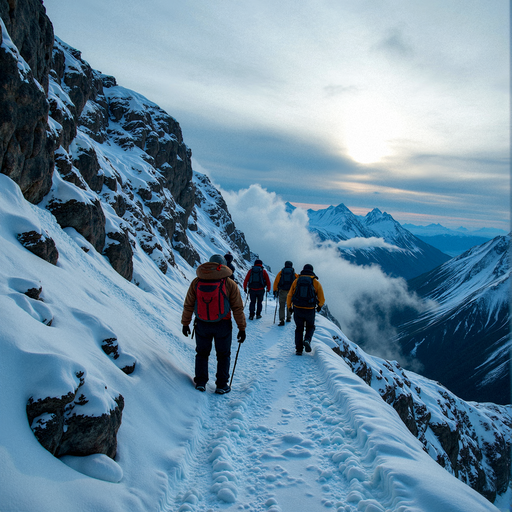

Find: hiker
<box><xmin>243</xmin><ymin>259</ymin><xmax>271</xmax><ymax>320</ymax></box>
<box><xmin>287</xmin><ymin>263</ymin><xmax>325</xmax><ymax>355</ymax></box>
<box><xmin>273</xmin><ymin>261</ymin><xmax>297</xmax><ymax>326</ymax></box>
<box><xmin>181</xmin><ymin>254</ymin><xmax>246</xmax><ymax>394</ymax></box>
<box><xmin>224</xmin><ymin>253</ymin><xmax>236</xmax><ymax>281</ymax></box>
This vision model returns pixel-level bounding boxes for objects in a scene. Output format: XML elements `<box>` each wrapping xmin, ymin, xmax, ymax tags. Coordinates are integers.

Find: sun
<box><xmin>342</xmin><ymin>97</ymin><xmax>402</xmax><ymax>165</ymax></box>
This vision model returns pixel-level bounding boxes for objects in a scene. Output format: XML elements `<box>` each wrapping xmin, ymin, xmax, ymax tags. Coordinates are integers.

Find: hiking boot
<box><xmin>286</xmin><ymin>318</ymin><xmax>291</xmax><ymax>322</ymax></box>
<box><xmin>215</xmin><ymin>385</ymin><xmax>231</xmax><ymax>395</ymax></box>
<box><xmin>195</xmin><ymin>384</ymin><xmax>206</xmax><ymax>392</ymax></box>
<box><xmin>303</xmin><ymin>339</ymin><xmax>312</xmax><ymax>353</ymax></box>
<box><xmin>296</xmin><ymin>351</ymin><xmax>303</xmax><ymax>356</ymax></box>
<box><xmin>278</xmin><ymin>320</ymin><xmax>285</xmax><ymax>326</ymax></box>
<box><xmin>256</xmin><ymin>314</ymin><xmax>262</xmax><ymax>319</ymax></box>
<box><xmin>249</xmin><ymin>315</ymin><xmax>254</xmax><ymax>320</ymax></box>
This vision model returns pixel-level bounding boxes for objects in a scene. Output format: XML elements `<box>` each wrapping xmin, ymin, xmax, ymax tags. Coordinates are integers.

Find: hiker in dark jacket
<box><xmin>224</xmin><ymin>253</ymin><xmax>236</xmax><ymax>281</ymax></box>
<box><xmin>273</xmin><ymin>261</ymin><xmax>298</xmax><ymax>326</ymax></box>
<box><xmin>287</xmin><ymin>264</ymin><xmax>325</xmax><ymax>355</ymax></box>
<box><xmin>182</xmin><ymin>254</ymin><xmax>246</xmax><ymax>394</ymax></box>
<box><xmin>243</xmin><ymin>259</ymin><xmax>271</xmax><ymax>320</ymax></box>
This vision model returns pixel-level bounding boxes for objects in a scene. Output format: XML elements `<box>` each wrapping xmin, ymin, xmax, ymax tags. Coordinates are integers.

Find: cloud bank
<box><xmin>222</xmin><ymin>183</ymin><xmax>426</xmax><ymax>366</ymax></box>
<box><xmin>326</xmin><ymin>238</ymin><xmax>403</xmax><ymax>251</ymax></box>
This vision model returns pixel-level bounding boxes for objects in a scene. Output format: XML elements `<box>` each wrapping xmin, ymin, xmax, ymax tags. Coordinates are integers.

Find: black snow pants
<box><xmin>293</xmin><ymin>307</ymin><xmax>315</xmax><ymax>353</ymax></box>
<box><xmin>194</xmin><ymin>319</ymin><xmax>232</xmax><ymax>388</ymax></box>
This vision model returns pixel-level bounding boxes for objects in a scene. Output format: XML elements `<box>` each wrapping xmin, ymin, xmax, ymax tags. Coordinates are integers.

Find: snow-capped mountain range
<box><xmin>403</xmin><ymin>223</ymin><xmax>507</xmax><ymax>257</ymax></box>
<box><xmin>0</xmin><ymin>1</ymin><xmax>510</xmax><ymax>511</ymax></box>
<box><xmin>290</xmin><ymin>202</ymin><xmax>451</xmax><ymax>280</ymax></box>
<box><xmin>395</xmin><ymin>234</ymin><xmax>511</xmax><ymax>405</ymax></box>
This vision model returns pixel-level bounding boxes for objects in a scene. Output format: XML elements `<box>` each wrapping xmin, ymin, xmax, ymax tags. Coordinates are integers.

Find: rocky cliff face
<box><xmin>0</xmin><ymin>0</ymin><xmax>54</xmax><ymax>203</ymax></box>
<box><xmin>0</xmin><ymin>0</ymin><xmax>250</xmax><ymax>461</ymax></box>
<box><xmin>0</xmin><ymin>0</ymin><xmax>250</xmax><ymax>280</ymax></box>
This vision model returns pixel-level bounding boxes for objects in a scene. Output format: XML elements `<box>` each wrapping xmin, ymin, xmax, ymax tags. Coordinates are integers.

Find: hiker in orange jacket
<box><xmin>243</xmin><ymin>259</ymin><xmax>271</xmax><ymax>320</ymax></box>
<box><xmin>182</xmin><ymin>254</ymin><xmax>246</xmax><ymax>394</ymax></box>
<box><xmin>287</xmin><ymin>264</ymin><xmax>325</xmax><ymax>355</ymax></box>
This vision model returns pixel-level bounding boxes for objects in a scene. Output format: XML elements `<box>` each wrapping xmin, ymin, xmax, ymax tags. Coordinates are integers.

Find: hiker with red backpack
<box><xmin>243</xmin><ymin>259</ymin><xmax>271</xmax><ymax>320</ymax></box>
<box><xmin>181</xmin><ymin>254</ymin><xmax>246</xmax><ymax>394</ymax></box>
<box><xmin>287</xmin><ymin>264</ymin><xmax>325</xmax><ymax>355</ymax></box>
<box><xmin>273</xmin><ymin>261</ymin><xmax>298</xmax><ymax>326</ymax></box>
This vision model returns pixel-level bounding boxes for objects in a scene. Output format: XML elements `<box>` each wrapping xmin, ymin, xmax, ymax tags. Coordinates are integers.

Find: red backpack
<box><xmin>195</xmin><ymin>278</ymin><xmax>231</xmax><ymax>322</ymax></box>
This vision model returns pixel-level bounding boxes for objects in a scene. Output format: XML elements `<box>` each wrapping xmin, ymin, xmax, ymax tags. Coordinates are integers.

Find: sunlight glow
<box><xmin>342</xmin><ymin>97</ymin><xmax>404</xmax><ymax>164</ymax></box>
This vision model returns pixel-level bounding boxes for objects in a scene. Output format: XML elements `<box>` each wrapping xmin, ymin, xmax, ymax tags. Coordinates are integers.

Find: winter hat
<box><xmin>303</xmin><ymin>264</ymin><xmax>314</xmax><ymax>272</ymax></box>
<box><xmin>284</xmin><ymin>261</ymin><xmax>293</xmax><ymax>267</ymax></box>
<box><xmin>209</xmin><ymin>254</ymin><xmax>227</xmax><ymax>265</ymax></box>
<box><xmin>255</xmin><ymin>259</ymin><xmax>263</xmax><ymax>265</ymax></box>
<box><xmin>224</xmin><ymin>253</ymin><xmax>234</xmax><ymax>263</ymax></box>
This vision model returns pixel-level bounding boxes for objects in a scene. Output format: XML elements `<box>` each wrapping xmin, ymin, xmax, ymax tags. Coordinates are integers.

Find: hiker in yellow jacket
<box><xmin>287</xmin><ymin>264</ymin><xmax>325</xmax><ymax>355</ymax></box>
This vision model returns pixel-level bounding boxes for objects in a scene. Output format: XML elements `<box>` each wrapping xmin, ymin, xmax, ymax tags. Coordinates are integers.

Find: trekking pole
<box><xmin>244</xmin><ymin>291</ymin><xmax>249</xmax><ymax>309</ymax></box>
<box><xmin>229</xmin><ymin>342</ymin><xmax>242</xmax><ymax>387</ymax></box>
<box><xmin>273</xmin><ymin>300</ymin><xmax>278</xmax><ymax>324</ymax></box>
<box><xmin>265</xmin><ymin>292</ymin><xmax>268</xmax><ymax>313</ymax></box>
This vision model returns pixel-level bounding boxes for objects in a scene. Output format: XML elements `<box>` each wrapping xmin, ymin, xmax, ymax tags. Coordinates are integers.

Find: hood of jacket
<box><xmin>196</xmin><ymin>261</ymin><xmax>233</xmax><ymax>280</ymax></box>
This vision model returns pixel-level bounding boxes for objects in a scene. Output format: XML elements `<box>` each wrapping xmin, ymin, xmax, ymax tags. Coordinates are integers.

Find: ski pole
<box><xmin>229</xmin><ymin>342</ymin><xmax>242</xmax><ymax>387</ymax></box>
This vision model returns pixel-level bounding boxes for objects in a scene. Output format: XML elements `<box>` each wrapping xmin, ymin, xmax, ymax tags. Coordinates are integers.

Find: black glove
<box><xmin>237</xmin><ymin>330</ymin><xmax>246</xmax><ymax>343</ymax></box>
<box><xmin>273</xmin><ymin>291</ymin><xmax>278</xmax><ymax>298</ymax></box>
<box><xmin>182</xmin><ymin>325</ymin><xmax>191</xmax><ymax>337</ymax></box>
<box><xmin>288</xmin><ymin>307</ymin><xmax>293</xmax><ymax>316</ymax></box>
<box><xmin>316</xmin><ymin>305</ymin><xmax>322</xmax><ymax>313</ymax></box>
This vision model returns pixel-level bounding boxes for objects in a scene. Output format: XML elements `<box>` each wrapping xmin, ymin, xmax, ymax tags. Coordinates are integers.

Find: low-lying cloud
<box><xmin>222</xmin><ymin>183</ymin><xmax>426</xmax><ymax>367</ymax></box>
<box><xmin>327</xmin><ymin>237</ymin><xmax>403</xmax><ymax>251</ymax></box>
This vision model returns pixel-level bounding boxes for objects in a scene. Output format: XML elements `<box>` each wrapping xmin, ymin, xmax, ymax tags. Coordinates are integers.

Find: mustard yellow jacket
<box><xmin>287</xmin><ymin>274</ymin><xmax>325</xmax><ymax>310</ymax></box>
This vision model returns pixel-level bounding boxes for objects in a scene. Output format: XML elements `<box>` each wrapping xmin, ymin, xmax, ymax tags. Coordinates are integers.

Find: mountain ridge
<box><xmin>299</xmin><ymin>202</ymin><xmax>451</xmax><ymax>280</ymax></box>
<box><xmin>396</xmin><ymin>234</ymin><xmax>510</xmax><ymax>404</ymax></box>
<box><xmin>0</xmin><ymin>1</ymin><xmax>510</xmax><ymax>510</ymax></box>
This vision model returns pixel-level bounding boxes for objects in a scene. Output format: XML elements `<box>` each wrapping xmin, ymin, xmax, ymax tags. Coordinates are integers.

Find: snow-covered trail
<box><xmin>162</xmin><ymin>299</ymin><xmax>396</xmax><ymax>512</ymax></box>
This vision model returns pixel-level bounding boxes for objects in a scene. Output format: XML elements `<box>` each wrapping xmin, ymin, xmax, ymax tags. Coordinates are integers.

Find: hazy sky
<box><xmin>42</xmin><ymin>0</ymin><xmax>510</xmax><ymax>230</ymax></box>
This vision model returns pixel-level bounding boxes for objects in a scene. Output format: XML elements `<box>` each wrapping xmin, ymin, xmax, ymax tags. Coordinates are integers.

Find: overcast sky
<box><xmin>42</xmin><ymin>0</ymin><xmax>510</xmax><ymax>230</ymax></box>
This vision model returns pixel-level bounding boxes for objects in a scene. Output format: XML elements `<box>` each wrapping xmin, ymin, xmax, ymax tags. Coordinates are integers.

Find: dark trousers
<box><xmin>293</xmin><ymin>308</ymin><xmax>316</xmax><ymax>352</ymax></box>
<box><xmin>278</xmin><ymin>289</ymin><xmax>291</xmax><ymax>322</ymax></box>
<box><xmin>194</xmin><ymin>319</ymin><xmax>232</xmax><ymax>387</ymax></box>
<box><xmin>249</xmin><ymin>289</ymin><xmax>265</xmax><ymax>316</ymax></box>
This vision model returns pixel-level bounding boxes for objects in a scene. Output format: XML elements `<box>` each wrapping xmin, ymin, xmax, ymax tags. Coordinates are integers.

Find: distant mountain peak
<box><xmin>284</xmin><ymin>201</ymin><xmax>296</xmax><ymax>214</ymax></box>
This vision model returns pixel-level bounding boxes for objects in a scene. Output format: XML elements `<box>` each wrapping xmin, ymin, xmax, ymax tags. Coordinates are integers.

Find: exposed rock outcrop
<box><xmin>27</xmin><ymin>371</ymin><xmax>124</xmax><ymax>459</ymax></box>
<box><xmin>17</xmin><ymin>230</ymin><xmax>59</xmax><ymax>265</ymax></box>
<box><xmin>0</xmin><ymin>0</ymin><xmax>54</xmax><ymax>203</ymax></box>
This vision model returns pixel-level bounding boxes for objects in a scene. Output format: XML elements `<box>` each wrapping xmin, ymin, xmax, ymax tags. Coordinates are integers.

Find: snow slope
<box><xmin>0</xmin><ymin>174</ymin><xmax>506</xmax><ymax>512</ymax></box>
<box><xmin>397</xmin><ymin>234</ymin><xmax>510</xmax><ymax>404</ymax></box>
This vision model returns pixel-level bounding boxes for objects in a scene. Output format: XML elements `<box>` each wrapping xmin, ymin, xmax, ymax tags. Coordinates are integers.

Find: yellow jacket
<box><xmin>273</xmin><ymin>269</ymin><xmax>298</xmax><ymax>292</ymax></box>
<box><xmin>287</xmin><ymin>274</ymin><xmax>325</xmax><ymax>310</ymax></box>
